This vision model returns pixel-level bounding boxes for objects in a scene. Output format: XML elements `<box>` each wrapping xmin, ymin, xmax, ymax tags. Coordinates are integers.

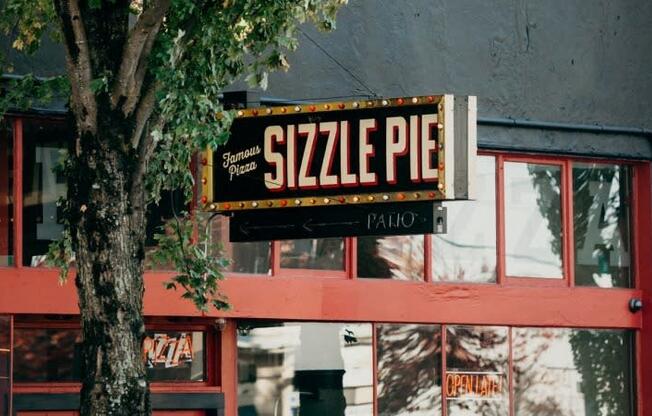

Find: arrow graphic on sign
<box><xmin>239</xmin><ymin>222</ymin><xmax>296</xmax><ymax>236</ymax></box>
<box><xmin>302</xmin><ymin>218</ymin><xmax>360</xmax><ymax>232</ymax></box>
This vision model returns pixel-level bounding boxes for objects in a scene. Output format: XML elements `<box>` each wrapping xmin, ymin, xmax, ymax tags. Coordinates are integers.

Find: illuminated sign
<box><xmin>445</xmin><ymin>371</ymin><xmax>505</xmax><ymax>400</ymax></box>
<box><xmin>201</xmin><ymin>95</ymin><xmax>476</xmax><ymax>212</ymax></box>
<box><xmin>142</xmin><ymin>333</ymin><xmax>193</xmax><ymax>369</ymax></box>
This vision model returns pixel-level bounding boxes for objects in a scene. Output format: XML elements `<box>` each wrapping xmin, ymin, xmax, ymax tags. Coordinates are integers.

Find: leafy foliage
<box><xmin>1</xmin><ymin>0</ymin><xmax>347</xmax><ymax>312</ymax></box>
<box><xmin>148</xmin><ymin>0</ymin><xmax>348</xmax><ymax>204</ymax></box>
<box><xmin>149</xmin><ymin>211</ymin><xmax>230</xmax><ymax>312</ymax></box>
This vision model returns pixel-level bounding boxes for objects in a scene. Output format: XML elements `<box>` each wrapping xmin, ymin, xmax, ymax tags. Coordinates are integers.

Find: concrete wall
<box><xmin>250</xmin><ymin>0</ymin><xmax>652</xmax><ymax>130</ymax></box>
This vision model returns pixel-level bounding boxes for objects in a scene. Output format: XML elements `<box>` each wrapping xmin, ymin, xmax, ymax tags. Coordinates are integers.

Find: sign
<box><xmin>228</xmin><ymin>202</ymin><xmax>446</xmax><ymax>241</ymax></box>
<box><xmin>142</xmin><ymin>332</ymin><xmax>194</xmax><ymax>369</ymax></box>
<box><xmin>201</xmin><ymin>95</ymin><xmax>476</xmax><ymax>212</ymax></box>
<box><xmin>445</xmin><ymin>371</ymin><xmax>505</xmax><ymax>401</ymax></box>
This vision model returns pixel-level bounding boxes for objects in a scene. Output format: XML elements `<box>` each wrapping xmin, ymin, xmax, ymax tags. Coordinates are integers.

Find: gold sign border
<box><xmin>201</xmin><ymin>95</ymin><xmax>450</xmax><ymax>212</ymax></box>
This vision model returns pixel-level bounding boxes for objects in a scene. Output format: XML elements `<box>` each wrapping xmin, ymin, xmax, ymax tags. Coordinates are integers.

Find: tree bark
<box><xmin>70</xmin><ymin>122</ymin><xmax>150</xmax><ymax>416</ymax></box>
<box><xmin>54</xmin><ymin>2</ymin><xmax>158</xmax><ymax>414</ymax></box>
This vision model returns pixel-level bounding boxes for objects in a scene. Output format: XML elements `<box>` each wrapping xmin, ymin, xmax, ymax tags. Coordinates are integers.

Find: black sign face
<box><xmin>228</xmin><ymin>202</ymin><xmax>446</xmax><ymax>242</ymax></box>
<box><xmin>202</xmin><ymin>95</ymin><xmax>458</xmax><ymax>212</ymax></box>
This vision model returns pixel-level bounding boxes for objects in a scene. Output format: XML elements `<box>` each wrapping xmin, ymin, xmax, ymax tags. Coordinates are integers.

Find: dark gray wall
<box><xmin>249</xmin><ymin>0</ymin><xmax>652</xmax><ymax>130</ymax></box>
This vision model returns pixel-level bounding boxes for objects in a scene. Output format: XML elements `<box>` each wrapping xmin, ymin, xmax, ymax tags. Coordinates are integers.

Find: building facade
<box><xmin>1</xmin><ymin>1</ymin><xmax>651</xmax><ymax>415</ymax></box>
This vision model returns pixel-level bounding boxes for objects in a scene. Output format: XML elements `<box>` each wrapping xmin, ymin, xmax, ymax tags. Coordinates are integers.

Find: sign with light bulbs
<box><xmin>201</xmin><ymin>95</ymin><xmax>476</xmax><ymax>212</ymax></box>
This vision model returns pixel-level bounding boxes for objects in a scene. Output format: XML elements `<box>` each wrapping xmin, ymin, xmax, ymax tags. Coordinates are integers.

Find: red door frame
<box><xmin>0</xmin><ymin>116</ymin><xmax>649</xmax><ymax>415</ymax></box>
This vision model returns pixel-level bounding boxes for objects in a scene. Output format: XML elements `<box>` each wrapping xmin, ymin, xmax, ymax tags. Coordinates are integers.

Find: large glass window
<box><xmin>358</xmin><ymin>235</ymin><xmax>424</xmax><ymax>281</ymax></box>
<box><xmin>280</xmin><ymin>238</ymin><xmax>345</xmax><ymax>270</ymax></box>
<box><xmin>237</xmin><ymin>321</ymin><xmax>372</xmax><ymax>416</ymax></box>
<box><xmin>504</xmin><ymin>162</ymin><xmax>563</xmax><ymax>278</ymax></box>
<box><xmin>0</xmin><ymin>121</ymin><xmax>12</xmax><ymax>267</ymax></box>
<box><xmin>445</xmin><ymin>325</ymin><xmax>509</xmax><ymax>415</ymax></box>
<box><xmin>22</xmin><ymin>120</ymin><xmax>69</xmax><ymax>267</ymax></box>
<box><xmin>573</xmin><ymin>163</ymin><xmax>632</xmax><ymax>288</ymax></box>
<box><xmin>513</xmin><ymin>328</ymin><xmax>634</xmax><ymax>415</ymax></box>
<box><xmin>376</xmin><ymin>324</ymin><xmax>441</xmax><ymax>415</ymax></box>
<box><xmin>433</xmin><ymin>155</ymin><xmax>497</xmax><ymax>283</ymax></box>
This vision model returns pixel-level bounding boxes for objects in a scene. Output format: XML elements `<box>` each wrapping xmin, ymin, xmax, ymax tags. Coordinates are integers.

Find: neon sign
<box><xmin>445</xmin><ymin>371</ymin><xmax>505</xmax><ymax>400</ymax></box>
<box><xmin>142</xmin><ymin>333</ymin><xmax>193</xmax><ymax>369</ymax></box>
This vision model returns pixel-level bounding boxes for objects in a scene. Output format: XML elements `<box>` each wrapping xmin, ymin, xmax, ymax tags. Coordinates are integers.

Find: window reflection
<box><xmin>208</xmin><ymin>214</ymin><xmax>271</xmax><ymax>275</ymax></box>
<box><xmin>358</xmin><ymin>235</ymin><xmax>424</xmax><ymax>280</ymax></box>
<box><xmin>505</xmin><ymin>162</ymin><xmax>563</xmax><ymax>278</ymax></box>
<box><xmin>22</xmin><ymin>120</ymin><xmax>69</xmax><ymax>267</ymax></box>
<box><xmin>513</xmin><ymin>328</ymin><xmax>634</xmax><ymax>416</ymax></box>
<box><xmin>0</xmin><ymin>122</ymin><xmax>13</xmax><ymax>266</ymax></box>
<box><xmin>237</xmin><ymin>322</ymin><xmax>372</xmax><ymax>416</ymax></box>
<box><xmin>377</xmin><ymin>324</ymin><xmax>441</xmax><ymax>415</ymax></box>
<box><xmin>13</xmin><ymin>328</ymin><xmax>81</xmax><ymax>382</ymax></box>
<box><xmin>445</xmin><ymin>325</ymin><xmax>509</xmax><ymax>415</ymax></box>
<box><xmin>145</xmin><ymin>189</ymin><xmax>186</xmax><ymax>271</ymax></box>
<box><xmin>433</xmin><ymin>155</ymin><xmax>496</xmax><ymax>283</ymax></box>
<box><xmin>573</xmin><ymin>164</ymin><xmax>631</xmax><ymax>288</ymax></box>
<box><xmin>280</xmin><ymin>238</ymin><xmax>344</xmax><ymax>270</ymax></box>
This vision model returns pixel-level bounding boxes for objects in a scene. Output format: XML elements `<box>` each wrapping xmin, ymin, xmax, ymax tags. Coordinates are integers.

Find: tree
<box><xmin>0</xmin><ymin>1</ymin><xmax>346</xmax><ymax>414</ymax></box>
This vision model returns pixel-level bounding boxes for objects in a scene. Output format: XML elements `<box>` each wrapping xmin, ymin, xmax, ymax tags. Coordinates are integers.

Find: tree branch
<box><xmin>130</xmin><ymin>81</ymin><xmax>158</xmax><ymax>149</ymax></box>
<box><xmin>130</xmin><ymin>113</ymin><xmax>163</xmax><ymax>203</ymax></box>
<box><xmin>54</xmin><ymin>0</ymin><xmax>97</xmax><ymax>136</ymax></box>
<box><xmin>111</xmin><ymin>0</ymin><xmax>170</xmax><ymax>115</ymax></box>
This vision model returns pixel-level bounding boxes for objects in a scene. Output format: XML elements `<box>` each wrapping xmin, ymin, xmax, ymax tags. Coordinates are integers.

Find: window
<box><xmin>237</xmin><ymin>321</ymin><xmax>373</xmax><ymax>416</ymax></box>
<box><xmin>445</xmin><ymin>325</ymin><xmax>509</xmax><ymax>415</ymax></box>
<box><xmin>22</xmin><ymin>120</ymin><xmax>69</xmax><ymax>267</ymax></box>
<box><xmin>13</xmin><ymin>327</ymin><xmax>81</xmax><ymax>382</ymax></box>
<box><xmin>432</xmin><ymin>155</ymin><xmax>497</xmax><ymax>283</ymax></box>
<box><xmin>573</xmin><ymin>163</ymin><xmax>632</xmax><ymax>288</ymax></box>
<box><xmin>513</xmin><ymin>328</ymin><xmax>634</xmax><ymax>415</ymax></box>
<box><xmin>237</xmin><ymin>322</ymin><xmax>636</xmax><ymax>415</ymax></box>
<box><xmin>0</xmin><ymin>121</ymin><xmax>12</xmax><ymax>267</ymax></box>
<box><xmin>143</xmin><ymin>330</ymin><xmax>205</xmax><ymax>382</ymax></box>
<box><xmin>376</xmin><ymin>324</ymin><xmax>441</xmax><ymax>415</ymax></box>
<box><xmin>208</xmin><ymin>214</ymin><xmax>272</xmax><ymax>275</ymax></box>
<box><xmin>13</xmin><ymin>325</ymin><xmax>209</xmax><ymax>384</ymax></box>
<box><xmin>280</xmin><ymin>238</ymin><xmax>345</xmax><ymax>271</ymax></box>
<box><xmin>358</xmin><ymin>235</ymin><xmax>424</xmax><ymax>280</ymax></box>
<box><xmin>504</xmin><ymin>161</ymin><xmax>563</xmax><ymax>279</ymax></box>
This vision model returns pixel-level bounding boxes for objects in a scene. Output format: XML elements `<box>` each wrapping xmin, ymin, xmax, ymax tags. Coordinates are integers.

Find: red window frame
<box><xmin>0</xmin><ymin>115</ymin><xmax>650</xmax><ymax>415</ymax></box>
<box><xmin>10</xmin><ymin>317</ymin><xmax>222</xmax><ymax>396</ymax></box>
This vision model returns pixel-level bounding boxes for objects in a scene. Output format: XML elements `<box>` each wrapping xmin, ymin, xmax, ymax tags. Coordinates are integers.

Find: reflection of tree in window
<box><xmin>573</xmin><ymin>164</ymin><xmax>631</xmax><ymax>288</ymax></box>
<box><xmin>446</xmin><ymin>326</ymin><xmax>508</xmax><ymax>416</ymax></box>
<box><xmin>570</xmin><ymin>330</ymin><xmax>634</xmax><ymax>415</ymax></box>
<box><xmin>513</xmin><ymin>328</ymin><xmax>633</xmax><ymax>416</ymax></box>
<box><xmin>527</xmin><ymin>164</ymin><xmax>562</xmax><ymax>261</ymax></box>
<box><xmin>376</xmin><ymin>324</ymin><xmax>441</xmax><ymax>415</ymax></box>
<box><xmin>358</xmin><ymin>235</ymin><xmax>423</xmax><ymax>280</ymax></box>
<box><xmin>505</xmin><ymin>162</ymin><xmax>562</xmax><ymax>278</ymax></box>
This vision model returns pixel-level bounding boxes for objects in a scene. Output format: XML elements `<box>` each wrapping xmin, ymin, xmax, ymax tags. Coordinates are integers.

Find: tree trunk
<box><xmin>69</xmin><ymin>122</ymin><xmax>150</xmax><ymax>416</ymax></box>
<box><xmin>52</xmin><ymin>2</ymin><xmax>153</xmax><ymax>413</ymax></box>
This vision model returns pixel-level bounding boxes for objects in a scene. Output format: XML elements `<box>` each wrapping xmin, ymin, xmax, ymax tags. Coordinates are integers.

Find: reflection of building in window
<box><xmin>237</xmin><ymin>322</ymin><xmax>372</xmax><ymax>416</ymax></box>
<box><xmin>504</xmin><ymin>162</ymin><xmax>563</xmax><ymax>278</ymax></box>
<box><xmin>433</xmin><ymin>155</ymin><xmax>496</xmax><ymax>283</ymax></box>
